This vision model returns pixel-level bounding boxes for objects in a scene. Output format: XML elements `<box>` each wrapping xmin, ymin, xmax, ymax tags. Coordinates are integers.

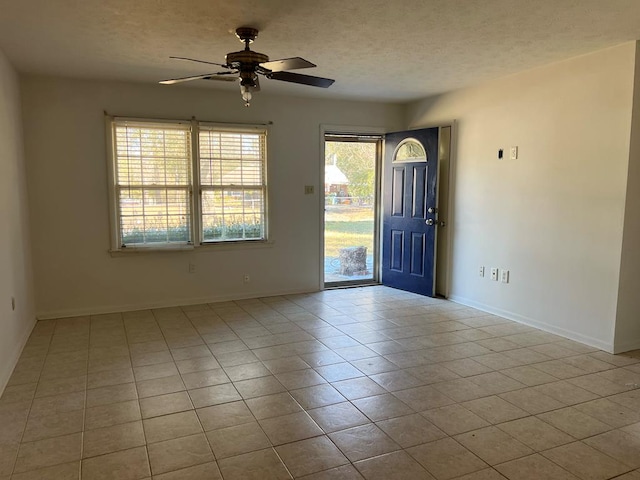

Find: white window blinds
<box><xmin>199</xmin><ymin>127</ymin><xmax>267</xmax><ymax>242</ymax></box>
<box><xmin>113</xmin><ymin>121</ymin><xmax>192</xmax><ymax>247</ymax></box>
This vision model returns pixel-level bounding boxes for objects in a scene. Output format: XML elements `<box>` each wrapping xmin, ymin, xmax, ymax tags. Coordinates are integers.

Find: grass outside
<box><xmin>324</xmin><ymin>204</ymin><xmax>374</xmax><ymax>258</ymax></box>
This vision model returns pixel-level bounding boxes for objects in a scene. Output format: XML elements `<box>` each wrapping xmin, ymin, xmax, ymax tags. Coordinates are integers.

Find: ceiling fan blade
<box><xmin>203</xmin><ymin>76</ymin><xmax>238</xmax><ymax>83</ymax></box>
<box><xmin>266</xmin><ymin>71</ymin><xmax>335</xmax><ymax>88</ymax></box>
<box><xmin>169</xmin><ymin>56</ymin><xmax>230</xmax><ymax>68</ymax></box>
<box><xmin>159</xmin><ymin>73</ymin><xmax>223</xmax><ymax>85</ymax></box>
<box><xmin>260</xmin><ymin>57</ymin><xmax>316</xmax><ymax>72</ymax></box>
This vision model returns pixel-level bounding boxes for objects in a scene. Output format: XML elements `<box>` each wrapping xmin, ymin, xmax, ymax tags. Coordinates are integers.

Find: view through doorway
<box><xmin>324</xmin><ymin>135</ymin><xmax>381</xmax><ymax>286</ymax></box>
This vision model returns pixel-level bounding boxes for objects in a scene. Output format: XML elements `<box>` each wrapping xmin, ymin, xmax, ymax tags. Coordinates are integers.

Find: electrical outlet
<box><xmin>510</xmin><ymin>146</ymin><xmax>518</xmax><ymax>160</ymax></box>
<box><xmin>304</xmin><ymin>185</ymin><xmax>314</xmax><ymax>195</ymax></box>
<box><xmin>501</xmin><ymin>269</ymin><xmax>510</xmax><ymax>283</ymax></box>
<box><xmin>479</xmin><ymin>266</ymin><xmax>485</xmax><ymax>277</ymax></box>
<box><xmin>243</xmin><ymin>274</ymin><xmax>250</xmax><ymax>283</ymax></box>
<box><xmin>490</xmin><ymin>268</ymin><xmax>498</xmax><ymax>281</ymax></box>
<box><xmin>188</xmin><ymin>263</ymin><xmax>196</xmax><ymax>273</ymax></box>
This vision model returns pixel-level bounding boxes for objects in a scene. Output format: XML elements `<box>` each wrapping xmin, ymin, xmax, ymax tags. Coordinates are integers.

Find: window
<box><xmin>108</xmin><ymin>118</ymin><xmax>267</xmax><ymax>249</ymax></box>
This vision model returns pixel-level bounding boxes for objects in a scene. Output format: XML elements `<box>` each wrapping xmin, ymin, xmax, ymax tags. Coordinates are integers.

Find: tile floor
<box><xmin>1</xmin><ymin>286</ymin><xmax>640</xmax><ymax>479</ymax></box>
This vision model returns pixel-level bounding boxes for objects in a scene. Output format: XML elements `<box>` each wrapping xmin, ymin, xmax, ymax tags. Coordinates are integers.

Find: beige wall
<box><xmin>0</xmin><ymin>49</ymin><xmax>36</xmax><ymax>391</ymax></box>
<box><xmin>615</xmin><ymin>42</ymin><xmax>640</xmax><ymax>353</ymax></box>
<box><xmin>21</xmin><ymin>76</ymin><xmax>404</xmax><ymax>318</ymax></box>
<box><xmin>407</xmin><ymin>43</ymin><xmax>637</xmax><ymax>352</ymax></box>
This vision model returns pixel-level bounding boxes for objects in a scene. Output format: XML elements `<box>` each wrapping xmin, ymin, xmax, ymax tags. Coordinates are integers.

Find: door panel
<box><xmin>382</xmin><ymin>128</ymin><xmax>439</xmax><ymax>296</ymax></box>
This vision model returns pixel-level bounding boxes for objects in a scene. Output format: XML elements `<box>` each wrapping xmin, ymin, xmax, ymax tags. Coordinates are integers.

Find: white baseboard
<box><xmin>0</xmin><ymin>315</ymin><xmax>37</xmax><ymax>395</ymax></box>
<box><xmin>36</xmin><ymin>287</ymin><xmax>318</xmax><ymax>320</ymax></box>
<box><xmin>448</xmin><ymin>294</ymin><xmax>615</xmax><ymax>353</ymax></box>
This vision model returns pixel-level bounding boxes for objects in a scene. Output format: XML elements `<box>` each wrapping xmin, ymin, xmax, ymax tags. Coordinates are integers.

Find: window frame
<box><xmin>106</xmin><ymin>116</ymin><xmax>269</xmax><ymax>252</ymax></box>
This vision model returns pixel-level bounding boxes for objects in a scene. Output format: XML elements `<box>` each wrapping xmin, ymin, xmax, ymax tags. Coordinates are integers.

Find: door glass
<box><xmin>324</xmin><ymin>139</ymin><xmax>378</xmax><ymax>285</ymax></box>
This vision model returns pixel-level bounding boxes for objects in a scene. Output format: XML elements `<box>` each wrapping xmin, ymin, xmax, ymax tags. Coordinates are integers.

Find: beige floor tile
<box><xmin>274</xmin><ymin>369</ymin><xmax>327</xmax><ymax>389</ymax></box>
<box><xmin>331</xmin><ymin>377</ymin><xmax>387</xmax><ymax>400</ymax></box>
<box><xmin>440</xmin><ymin>359</ymin><xmax>494</xmax><ymax>378</ymax></box>
<box><xmin>262</xmin><ymin>356</ymin><xmax>311</xmax><ymax>374</ymax></box>
<box><xmin>188</xmin><ymin>383</ymin><xmax>240</xmax><ymax>408</ymax></box>
<box><xmin>500</xmin><ymin>365</ymin><xmax>558</xmax><ymax>386</ymax></box>
<box><xmin>376</xmin><ymin>413</ymin><xmax>447</xmax><ymax>448</ymax></box>
<box><xmin>583</xmin><ymin>429</ymin><xmax>640</xmax><ymax>468</ymax></box>
<box><xmin>368</xmin><ymin>370</ymin><xmax>425</xmax><ymax>391</ymax></box>
<box><xmin>196</xmin><ymin>401</ymin><xmax>255</xmax><ymax>431</ymax></box>
<box><xmin>454</xmin><ymin>426</ymin><xmax>533</xmax><ymax>465</ymax></box>
<box><xmin>461</xmin><ymin>396</ymin><xmax>528</xmax><ymax>424</ymax></box>
<box><xmin>0</xmin><ymin>383</ymin><xmax>37</xmax><ymax>405</ymax></box>
<box><xmin>315</xmin><ymin>362</ymin><xmax>365</xmax><ymax>382</ymax></box>
<box><xmin>495</xmin><ymin>453</ymin><xmax>578</xmax><ymax>479</ymax></box>
<box><xmin>350</xmin><ymin>356</ymin><xmax>400</xmax><ymax>375</ymax></box>
<box><xmin>206</xmin><ymin>421</ymin><xmax>271</xmax><ymax>459</ymax></box>
<box><xmin>498</xmin><ymin>387</ymin><xmax>565</xmax><ymax>414</ymax></box>
<box><xmin>531</xmin><ymin>360</ymin><xmax>587</xmax><ymax>379</ymax></box>
<box><xmin>10</xmin><ymin>461</ymin><xmax>80</xmax><ymax>480</ymax></box>
<box><xmin>139</xmin><ymin>391</ymin><xmax>193</xmax><ymax>419</ymax></box>
<box><xmin>143</xmin><ymin>410</ymin><xmax>202</xmax><ymax>444</ymax></box>
<box><xmin>147</xmin><ymin>433</ymin><xmax>213</xmax><ymax>475</ymax></box>
<box><xmin>245</xmin><ymin>392</ymin><xmax>303</xmax><ymax>420</ymax></box>
<box><xmin>0</xmin><ymin>443</ymin><xmax>18</xmax><ymax>476</ymax></box>
<box><xmin>218</xmin><ymin>448</ymin><xmax>291</xmax><ymax>480</ymax></box>
<box><xmin>352</xmin><ymin>393</ymin><xmax>414</xmax><ymax>421</ymax></box>
<box><xmin>234</xmin><ymin>376</ymin><xmax>287</xmax><ymax>399</ymax></box>
<box><xmin>29</xmin><ymin>391</ymin><xmax>85</xmax><ymax>417</ymax></box>
<box><xmin>496</xmin><ymin>416</ymin><xmax>573</xmax><ymax>451</ymax></box>
<box><xmin>22</xmin><ymin>409</ymin><xmax>84</xmax><ymax>442</ymax></box>
<box><xmin>83</xmin><ymin>421</ymin><xmax>145</xmax><ymax>458</ymax></box>
<box><xmin>180</xmin><ymin>369</ymin><xmax>229</xmax><ymax>390</ymax></box>
<box><xmin>432</xmin><ymin>378</ymin><xmax>491</xmax><ymax>403</ymax></box>
<box><xmin>85</xmin><ymin>400</ymin><xmax>141</xmax><ymax>429</ymax></box>
<box><xmin>14</xmin><ymin>432</ymin><xmax>82</xmax><ymax>474</ymax></box>
<box><xmin>423</xmin><ymin>404</ymin><xmax>490</xmax><ymax>435</ymax></box>
<box><xmin>34</xmin><ymin>375</ymin><xmax>86</xmax><ymax>398</ymax></box>
<box><xmin>467</xmin><ymin>372</ymin><xmax>525</xmax><ymax>396</ymax></box>
<box><xmin>214</xmin><ymin>350</ymin><xmax>260</xmax><ymax>367</ymax></box>
<box><xmin>290</xmin><ymin>384</ymin><xmax>346</xmax><ymax>409</ymax></box>
<box><xmin>574</xmin><ymin>398</ymin><xmax>640</xmax><ymax>427</ymax></box>
<box><xmin>308</xmin><ymin>402</ymin><xmax>370</xmax><ymax>433</ymax></box>
<box><xmin>538</xmin><ymin>406</ymin><xmax>612</xmax><ymax>439</ymax></box>
<box><xmin>392</xmin><ymin>385</ymin><xmax>455</xmax><ymax>411</ymax></box>
<box><xmin>611</xmin><ymin>471</ymin><xmax>640</xmax><ymax>480</ymax></box>
<box><xmin>354</xmin><ymin>450</ymin><xmax>435</xmax><ymax>479</ymax></box>
<box><xmin>259</xmin><ymin>411</ymin><xmax>324</xmax><ymax>445</ymax></box>
<box><xmin>224</xmin><ymin>362</ymin><xmax>271</xmax><ymax>382</ymax></box>
<box><xmin>533</xmin><ymin>380</ymin><xmax>599</xmax><ymax>405</ymax></box>
<box><xmin>328</xmin><ymin>423</ymin><xmax>400</xmax><ymax>462</ymax></box>
<box><xmin>603</xmin><ymin>390</ymin><xmax>640</xmax><ymax>411</ymax></box>
<box><xmin>408</xmin><ymin>437</ymin><xmax>488</xmax><ymax>480</ymax></box>
<box><xmin>136</xmin><ymin>375</ymin><xmax>185</xmax><ymax>398</ymax></box>
<box><xmin>451</xmin><ymin>468</ymin><xmax>508</xmax><ymax>480</ymax></box>
<box><xmin>131</xmin><ymin>350</ymin><xmax>173</xmax><ymax>367</ymax></box>
<box><xmin>276</xmin><ymin>436</ymin><xmax>349</xmax><ymax>477</ymax></box>
<box><xmin>542</xmin><ymin>442</ymin><xmax>632</xmax><ymax>480</ymax></box>
<box><xmin>176</xmin><ymin>357</ymin><xmax>221</xmax><ymax>375</ymax></box>
<box><xmin>87</xmin><ymin>368</ymin><xmax>134</xmax><ymax>389</ymax></box>
<box><xmin>86</xmin><ymin>382</ymin><xmax>137</xmax><ymax>407</ymax></box>
<box><xmin>297</xmin><ymin>464</ymin><xmax>364</xmax><ymax>479</ymax></box>
<box><xmin>81</xmin><ymin>446</ymin><xmax>150</xmax><ymax>480</ymax></box>
<box><xmin>133</xmin><ymin>362</ymin><xmax>179</xmax><ymax>382</ymax></box>
<box><xmin>152</xmin><ymin>461</ymin><xmax>222</xmax><ymax>479</ymax></box>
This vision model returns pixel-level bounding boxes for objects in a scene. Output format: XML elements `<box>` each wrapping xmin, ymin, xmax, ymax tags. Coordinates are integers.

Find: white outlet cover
<box><xmin>490</xmin><ymin>268</ymin><xmax>498</xmax><ymax>280</ymax></box>
<box><xmin>510</xmin><ymin>146</ymin><xmax>518</xmax><ymax>160</ymax></box>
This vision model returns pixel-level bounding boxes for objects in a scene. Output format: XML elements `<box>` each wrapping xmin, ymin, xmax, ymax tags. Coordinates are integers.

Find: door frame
<box><xmin>319</xmin><ymin>125</ymin><xmax>386</xmax><ymax>290</ymax></box>
<box><xmin>319</xmin><ymin>121</ymin><xmax>457</xmax><ymax>297</ymax></box>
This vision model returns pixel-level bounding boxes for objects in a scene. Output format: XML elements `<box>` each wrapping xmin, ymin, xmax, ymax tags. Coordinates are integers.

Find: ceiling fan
<box><xmin>160</xmin><ymin>27</ymin><xmax>335</xmax><ymax>106</ymax></box>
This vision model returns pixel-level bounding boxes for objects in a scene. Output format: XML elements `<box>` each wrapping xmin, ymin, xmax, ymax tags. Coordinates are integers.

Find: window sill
<box><xmin>109</xmin><ymin>239</ymin><xmax>275</xmax><ymax>257</ymax></box>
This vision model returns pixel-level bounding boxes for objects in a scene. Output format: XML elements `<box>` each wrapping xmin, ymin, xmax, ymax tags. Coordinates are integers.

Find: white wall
<box><xmin>406</xmin><ymin>43</ymin><xmax>637</xmax><ymax>352</ymax></box>
<box><xmin>615</xmin><ymin>42</ymin><xmax>640</xmax><ymax>353</ymax></box>
<box><xmin>0</xmin><ymin>49</ymin><xmax>36</xmax><ymax>391</ymax></box>
<box><xmin>21</xmin><ymin>76</ymin><xmax>404</xmax><ymax>318</ymax></box>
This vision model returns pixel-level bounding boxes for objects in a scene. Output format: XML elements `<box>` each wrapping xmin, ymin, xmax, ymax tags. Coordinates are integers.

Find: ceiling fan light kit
<box><xmin>160</xmin><ymin>27</ymin><xmax>335</xmax><ymax>107</ymax></box>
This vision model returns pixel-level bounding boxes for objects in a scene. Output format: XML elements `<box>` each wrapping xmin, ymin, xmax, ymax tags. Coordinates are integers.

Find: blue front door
<box><xmin>381</xmin><ymin>128</ymin><xmax>439</xmax><ymax>296</ymax></box>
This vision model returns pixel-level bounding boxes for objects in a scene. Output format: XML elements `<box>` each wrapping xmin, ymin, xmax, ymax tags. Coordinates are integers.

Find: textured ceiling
<box><xmin>1</xmin><ymin>0</ymin><xmax>640</xmax><ymax>102</ymax></box>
